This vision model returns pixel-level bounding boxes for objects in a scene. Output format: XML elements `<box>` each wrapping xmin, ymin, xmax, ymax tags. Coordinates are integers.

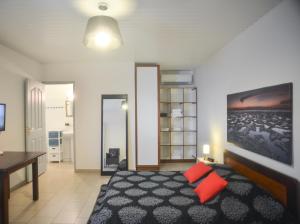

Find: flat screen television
<box><xmin>0</xmin><ymin>104</ymin><xmax>6</xmax><ymax>131</ymax></box>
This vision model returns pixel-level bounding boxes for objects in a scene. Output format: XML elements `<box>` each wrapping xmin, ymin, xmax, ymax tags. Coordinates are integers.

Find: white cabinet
<box><xmin>135</xmin><ymin>64</ymin><xmax>160</xmax><ymax>169</ymax></box>
<box><xmin>48</xmin><ymin>131</ymin><xmax>63</xmax><ymax>162</ymax></box>
<box><xmin>48</xmin><ymin>150</ymin><xmax>63</xmax><ymax>162</ymax></box>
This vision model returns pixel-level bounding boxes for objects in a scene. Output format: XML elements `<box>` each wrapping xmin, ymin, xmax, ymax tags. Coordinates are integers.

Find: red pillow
<box><xmin>194</xmin><ymin>172</ymin><xmax>228</xmax><ymax>203</ymax></box>
<box><xmin>183</xmin><ymin>162</ymin><xmax>212</xmax><ymax>183</ymax></box>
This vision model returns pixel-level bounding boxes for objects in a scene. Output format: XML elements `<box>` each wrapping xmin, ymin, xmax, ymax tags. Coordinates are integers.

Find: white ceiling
<box><xmin>0</xmin><ymin>0</ymin><xmax>281</xmax><ymax>67</ymax></box>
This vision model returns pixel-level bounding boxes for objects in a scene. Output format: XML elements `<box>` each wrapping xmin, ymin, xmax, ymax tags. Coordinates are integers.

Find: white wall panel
<box><xmin>136</xmin><ymin>66</ymin><xmax>159</xmax><ymax>166</ymax></box>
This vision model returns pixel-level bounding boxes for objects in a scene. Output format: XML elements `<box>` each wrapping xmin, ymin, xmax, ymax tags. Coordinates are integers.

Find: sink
<box><xmin>63</xmin><ymin>131</ymin><xmax>73</xmax><ymax>136</ymax></box>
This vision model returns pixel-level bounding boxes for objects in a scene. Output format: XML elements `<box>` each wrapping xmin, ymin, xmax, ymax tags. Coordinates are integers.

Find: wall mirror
<box><xmin>101</xmin><ymin>94</ymin><xmax>128</xmax><ymax>175</ymax></box>
<box><xmin>65</xmin><ymin>100</ymin><xmax>73</xmax><ymax>117</ymax></box>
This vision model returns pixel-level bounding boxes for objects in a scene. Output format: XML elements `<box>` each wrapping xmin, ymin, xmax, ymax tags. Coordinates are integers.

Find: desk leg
<box><xmin>32</xmin><ymin>159</ymin><xmax>39</xmax><ymax>201</ymax></box>
<box><xmin>0</xmin><ymin>173</ymin><xmax>9</xmax><ymax>224</ymax></box>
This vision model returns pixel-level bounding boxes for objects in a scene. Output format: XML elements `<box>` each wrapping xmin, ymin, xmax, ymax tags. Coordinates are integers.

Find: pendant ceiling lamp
<box><xmin>83</xmin><ymin>2</ymin><xmax>123</xmax><ymax>50</ymax></box>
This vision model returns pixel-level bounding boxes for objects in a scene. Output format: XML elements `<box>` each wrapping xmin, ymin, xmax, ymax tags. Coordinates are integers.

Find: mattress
<box><xmin>88</xmin><ymin>164</ymin><xmax>297</xmax><ymax>224</ymax></box>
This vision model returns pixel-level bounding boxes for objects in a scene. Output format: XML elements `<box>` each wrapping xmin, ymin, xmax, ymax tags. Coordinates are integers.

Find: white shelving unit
<box><xmin>160</xmin><ymin>87</ymin><xmax>197</xmax><ymax>162</ymax></box>
<box><xmin>48</xmin><ymin>131</ymin><xmax>63</xmax><ymax>162</ymax></box>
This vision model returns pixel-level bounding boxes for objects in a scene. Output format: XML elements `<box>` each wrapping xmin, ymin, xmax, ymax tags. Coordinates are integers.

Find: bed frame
<box><xmin>224</xmin><ymin>150</ymin><xmax>298</xmax><ymax>218</ymax></box>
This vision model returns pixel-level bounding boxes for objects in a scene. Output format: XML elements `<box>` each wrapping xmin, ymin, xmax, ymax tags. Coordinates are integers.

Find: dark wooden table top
<box><xmin>0</xmin><ymin>151</ymin><xmax>46</xmax><ymax>173</ymax></box>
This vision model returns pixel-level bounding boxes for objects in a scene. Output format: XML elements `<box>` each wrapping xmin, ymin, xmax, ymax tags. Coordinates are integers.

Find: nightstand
<box><xmin>197</xmin><ymin>157</ymin><xmax>216</xmax><ymax>165</ymax></box>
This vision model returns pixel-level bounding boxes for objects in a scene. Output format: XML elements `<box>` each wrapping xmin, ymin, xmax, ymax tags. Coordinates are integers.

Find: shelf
<box><xmin>160</xmin><ymin>102</ymin><xmax>196</xmax><ymax>104</ymax></box>
<box><xmin>160</xmin><ymin>87</ymin><xmax>196</xmax><ymax>89</ymax></box>
<box><xmin>160</xmin><ymin>86</ymin><xmax>197</xmax><ymax>162</ymax></box>
<box><xmin>161</xmin><ymin>130</ymin><xmax>183</xmax><ymax>132</ymax></box>
<box><xmin>160</xmin><ymin>145</ymin><xmax>197</xmax><ymax>146</ymax></box>
<box><xmin>160</xmin><ymin>102</ymin><xmax>184</xmax><ymax>104</ymax></box>
<box><xmin>160</xmin><ymin>130</ymin><xmax>197</xmax><ymax>132</ymax></box>
<box><xmin>160</xmin><ymin>116</ymin><xmax>196</xmax><ymax>118</ymax></box>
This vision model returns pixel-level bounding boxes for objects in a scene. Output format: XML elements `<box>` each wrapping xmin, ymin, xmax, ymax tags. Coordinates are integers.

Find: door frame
<box><xmin>101</xmin><ymin>94</ymin><xmax>128</xmax><ymax>176</ymax></box>
<box><xmin>42</xmin><ymin>81</ymin><xmax>76</xmax><ymax>171</ymax></box>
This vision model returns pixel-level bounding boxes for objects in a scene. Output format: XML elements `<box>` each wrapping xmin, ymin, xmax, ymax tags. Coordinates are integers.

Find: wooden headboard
<box><xmin>224</xmin><ymin>150</ymin><xmax>298</xmax><ymax>218</ymax></box>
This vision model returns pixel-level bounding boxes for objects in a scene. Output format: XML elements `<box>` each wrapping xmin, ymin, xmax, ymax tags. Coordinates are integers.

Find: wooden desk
<box><xmin>0</xmin><ymin>151</ymin><xmax>45</xmax><ymax>224</ymax></box>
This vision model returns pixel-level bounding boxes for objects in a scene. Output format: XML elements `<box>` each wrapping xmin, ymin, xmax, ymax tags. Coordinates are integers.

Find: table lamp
<box><xmin>203</xmin><ymin>144</ymin><xmax>210</xmax><ymax>160</ymax></box>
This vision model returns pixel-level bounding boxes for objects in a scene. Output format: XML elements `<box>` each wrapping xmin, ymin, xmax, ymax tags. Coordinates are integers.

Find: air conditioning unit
<box><xmin>161</xmin><ymin>70</ymin><xmax>193</xmax><ymax>85</ymax></box>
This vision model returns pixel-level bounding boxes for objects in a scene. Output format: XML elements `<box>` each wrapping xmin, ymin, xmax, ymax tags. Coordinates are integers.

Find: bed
<box><xmin>88</xmin><ymin>151</ymin><xmax>298</xmax><ymax>224</ymax></box>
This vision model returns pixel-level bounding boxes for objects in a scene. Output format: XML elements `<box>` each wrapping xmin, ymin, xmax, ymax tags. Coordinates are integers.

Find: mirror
<box><xmin>65</xmin><ymin>100</ymin><xmax>73</xmax><ymax>117</ymax></box>
<box><xmin>101</xmin><ymin>95</ymin><xmax>128</xmax><ymax>175</ymax></box>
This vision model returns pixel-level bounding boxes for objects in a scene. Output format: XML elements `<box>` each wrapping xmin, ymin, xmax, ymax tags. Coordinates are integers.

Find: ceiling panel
<box><xmin>0</xmin><ymin>0</ymin><xmax>281</xmax><ymax>66</ymax></box>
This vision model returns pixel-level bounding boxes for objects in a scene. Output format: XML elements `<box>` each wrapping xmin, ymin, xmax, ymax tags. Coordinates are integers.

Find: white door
<box><xmin>26</xmin><ymin>79</ymin><xmax>47</xmax><ymax>181</ymax></box>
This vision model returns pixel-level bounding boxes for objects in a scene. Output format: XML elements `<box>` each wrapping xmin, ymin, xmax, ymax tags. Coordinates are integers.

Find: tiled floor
<box><xmin>9</xmin><ymin>163</ymin><xmax>110</xmax><ymax>224</ymax></box>
<box><xmin>9</xmin><ymin>162</ymin><xmax>193</xmax><ymax>224</ymax></box>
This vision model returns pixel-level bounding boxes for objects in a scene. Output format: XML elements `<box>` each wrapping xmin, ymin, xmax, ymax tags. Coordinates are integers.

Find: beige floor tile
<box><xmin>9</xmin><ymin>205</ymin><xmax>27</xmax><ymax>219</ymax></box>
<box><xmin>63</xmin><ymin>201</ymin><xmax>86</xmax><ymax>213</ymax></box>
<box><xmin>52</xmin><ymin>210</ymin><xmax>79</xmax><ymax>224</ymax></box>
<box><xmin>8</xmin><ymin>162</ymin><xmax>108</xmax><ymax>223</ymax></box>
<box><xmin>24</xmin><ymin>200</ymin><xmax>49</xmax><ymax>211</ymax></box>
<box><xmin>9</xmin><ymin>222</ymin><xmax>27</xmax><ymax>224</ymax></box>
<box><xmin>28</xmin><ymin>216</ymin><xmax>54</xmax><ymax>224</ymax></box>
<box><xmin>77</xmin><ymin>200</ymin><xmax>96</xmax><ymax>219</ymax></box>
<box><xmin>74</xmin><ymin>217</ymin><xmax>89</xmax><ymax>224</ymax></box>
<box><xmin>11</xmin><ymin>205</ymin><xmax>40</xmax><ymax>222</ymax></box>
<box><xmin>10</xmin><ymin>193</ymin><xmax>33</xmax><ymax>207</ymax></box>
<box><xmin>34</xmin><ymin>205</ymin><xmax>62</xmax><ymax>218</ymax></box>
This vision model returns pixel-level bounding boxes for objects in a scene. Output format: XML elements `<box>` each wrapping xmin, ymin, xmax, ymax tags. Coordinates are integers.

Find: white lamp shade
<box><xmin>203</xmin><ymin>144</ymin><xmax>210</xmax><ymax>155</ymax></box>
<box><xmin>83</xmin><ymin>16</ymin><xmax>123</xmax><ymax>50</ymax></box>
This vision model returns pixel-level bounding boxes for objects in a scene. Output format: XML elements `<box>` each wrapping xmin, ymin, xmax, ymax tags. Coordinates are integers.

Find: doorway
<box><xmin>44</xmin><ymin>83</ymin><xmax>75</xmax><ymax>169</ymax></box>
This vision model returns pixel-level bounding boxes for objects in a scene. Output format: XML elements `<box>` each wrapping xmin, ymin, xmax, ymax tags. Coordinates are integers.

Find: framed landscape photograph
<box><xmin>227</xmin><ymin>83</ymin><xmax>293</xmax><ymax>165</ymax></box>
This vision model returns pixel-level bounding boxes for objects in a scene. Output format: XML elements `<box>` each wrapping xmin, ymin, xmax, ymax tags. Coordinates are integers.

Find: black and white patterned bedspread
<box><xmin>88</xmin><ymin>164</ymin><xmax>297</xmax><ymax>224</ymax></box>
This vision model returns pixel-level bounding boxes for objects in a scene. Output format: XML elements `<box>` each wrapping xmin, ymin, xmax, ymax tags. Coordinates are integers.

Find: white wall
<box><xmin>195</xmin><ymin>0</ymin><xmax>300</xmax><ymax>182</ymax></box>
<box><xmin>0</xmin><ymin>44</ymin><xmax>42</xmax><ymax>188</ymax></box>
<box><xmin>0</xmin><ymin>44</ymin><xmax>42</xmax><ymax>81</ymax></box>
<box><xmin>42</xmin><ymin>62</ymin><xmax>135</xmax><ymax>170</ymax></box>
<box><xmin>0</xmin><ymin>73</ymin><xmax>26</xmax><ymax>187</ymax></box>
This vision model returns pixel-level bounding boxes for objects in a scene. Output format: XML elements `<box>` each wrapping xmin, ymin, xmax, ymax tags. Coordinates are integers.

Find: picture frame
<box><xmin>227</xmin><ymin>83</ymin><xmax>293</xmax><ymax>165</ymax></box>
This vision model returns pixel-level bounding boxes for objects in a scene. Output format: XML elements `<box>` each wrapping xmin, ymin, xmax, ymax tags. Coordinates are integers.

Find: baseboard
<box><xmin>75</xmin><ymin>169</ymin><xmax>100</xmax><ymax>173</ymax></box>
<box><xmin>136</xmin><ymin>165</ymin><xmax>160</xmax><ymax>171</ymax></box>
